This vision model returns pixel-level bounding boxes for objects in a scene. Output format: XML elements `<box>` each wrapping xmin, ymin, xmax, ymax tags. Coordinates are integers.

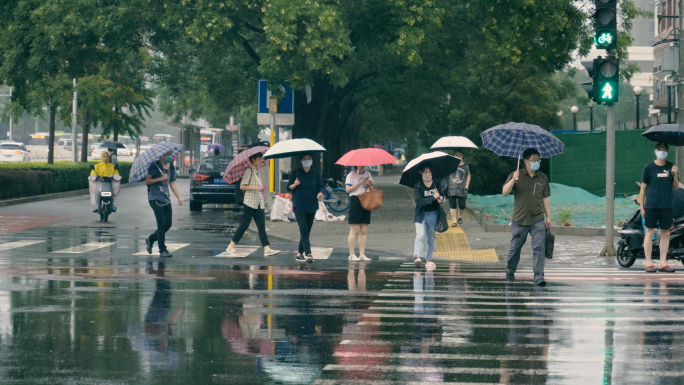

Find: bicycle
<box><xmin>322</xmin><ymin>178</ymin><xmax>350</xmax><ymax>212</ymax></box>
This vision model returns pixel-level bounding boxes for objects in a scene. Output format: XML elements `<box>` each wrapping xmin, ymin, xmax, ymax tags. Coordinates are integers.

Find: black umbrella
<box><xmin>642</xmin><ymin>124</ymin><xmax>684</xmax><ymax>146</ymax></box>
<box><xmin>399</xmin><ymin>151</ymin><xmax>461</xmax><ymax>187</ymax></box>
<box><xmin>100</xmin><ymin>141</ymin><xmax>126</xmax><ymax>149</ymax></box>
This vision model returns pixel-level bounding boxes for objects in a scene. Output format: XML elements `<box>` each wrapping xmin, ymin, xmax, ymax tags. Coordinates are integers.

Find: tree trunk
<box><xmin>80</xmin><ymin>109</ymin><xmax>91</xmax><ymax>162</ymax></box>
<box><xmin>47</xmin><ymin>103</ymin><xmax>56</xmax><ymax>164</ymax></box>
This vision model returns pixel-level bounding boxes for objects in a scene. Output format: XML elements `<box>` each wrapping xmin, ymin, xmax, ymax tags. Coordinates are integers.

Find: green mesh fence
<box><xmin>550</xmin><ymin>130</ymin><xmax>657</xmax><ymax>196</ymax></box>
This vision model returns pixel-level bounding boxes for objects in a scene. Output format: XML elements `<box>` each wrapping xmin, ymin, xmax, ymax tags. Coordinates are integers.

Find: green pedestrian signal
<box><xmin>595</xmin><ymin>56</ymin><xmax>619</xmax><ymax>104</ymax></box>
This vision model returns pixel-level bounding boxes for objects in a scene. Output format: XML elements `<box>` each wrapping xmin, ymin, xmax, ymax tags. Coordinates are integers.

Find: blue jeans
<box><xmin>414</xmin><ymin>210</ymin><xmax>438</xmax><ymax>260</ymax></box>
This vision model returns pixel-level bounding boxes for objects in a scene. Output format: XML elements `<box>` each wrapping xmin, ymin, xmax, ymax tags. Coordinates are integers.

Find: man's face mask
<box><xmin>656</xmin><ymin>150</ymin><xmax>668</xmax><ymax>160</ymax></box>
<box><xmin>529</xmin><ymin>160</ymin><xmax>541</xmax><ymax>171</ymax></box>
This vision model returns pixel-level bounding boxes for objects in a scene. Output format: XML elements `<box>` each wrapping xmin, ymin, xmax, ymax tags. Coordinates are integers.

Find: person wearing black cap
<box><xmin>639</xmin><ymin>142</ymin><xmax>679</xmax><ymax>273</ymax></box>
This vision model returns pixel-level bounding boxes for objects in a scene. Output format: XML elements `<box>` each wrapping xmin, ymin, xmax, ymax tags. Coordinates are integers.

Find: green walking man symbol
<box><xmin>601</xmin><ymin>83</ymin><xmax>613</xmax><ymax>100</ymax></box>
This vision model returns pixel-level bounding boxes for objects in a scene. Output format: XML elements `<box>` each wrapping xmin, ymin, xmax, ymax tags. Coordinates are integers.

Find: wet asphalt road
<box><xmin>1</xmin><ymin>181</ymin><xmax>684</xmax><ymax>384</ymax></box>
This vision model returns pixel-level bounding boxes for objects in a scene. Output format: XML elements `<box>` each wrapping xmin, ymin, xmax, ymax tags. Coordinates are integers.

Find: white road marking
<box><xmin>52</xmin><ymin>242</ymin><xmax>116</xmax><ymax>254</ymax></box>
<box><xmin>133</xmin><ymin>242</ymin><xmax>190</xmax><ymax>256</ymax></box>
<box><xmin>214</xmin><ymin>246</ymin><xmax>260</xmax><ymax>258</ymax></box>
<box><xmin>310</xmin><ymin>247</ymin><xmax>334</xmax><ymax>260</ymax></box>
<box><xmin>0</xmin><ymin>240</ymin><xmax>44</xmax><ymax>252</ymax></box>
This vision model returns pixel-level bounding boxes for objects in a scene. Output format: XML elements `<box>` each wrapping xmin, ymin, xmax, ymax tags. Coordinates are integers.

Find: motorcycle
<box><xmin>616</xmin><ymin>209</ymin><xmax>684</xmax><ymax>267</ymax></box>
<box><xmin>89</xmin><ymin>173</ymin><xmax>121</xmax><ymax>222</ymax></box>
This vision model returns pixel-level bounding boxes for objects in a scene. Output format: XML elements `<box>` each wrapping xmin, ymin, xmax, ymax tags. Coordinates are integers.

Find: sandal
<box><xmin>458</xmin><ymin>218</ymin><xmax>463</xmax><ymax>224</ymax></box>
<box><xmin>451</xmin><ymin>223</ymin><xmax>458</xmax><ymax>227</ymax></box>
<box><xmin>659</xmin><ymin>264</ymin><xmax>676</xmax><ymax>273</ymax></box>
<box><xmin>265</xmin><ymin>248</ymin><xmax>280</xmax><ymax>256</ymax></box>
<box><xmin>645</xmin><ymin>264</ymin><xmax>657</xmax><ymax>273</ymax></box>
<box><xmin>226</xmin><ymin>247</ymin><xmax>239</xmax><ymax>256</ymax></box>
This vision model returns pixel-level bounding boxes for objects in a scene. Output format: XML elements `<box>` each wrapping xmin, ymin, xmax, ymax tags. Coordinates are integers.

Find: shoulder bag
<box><xmin>358</xmin><ymin>190</ymin><xmax>383</xmax><ymax>211</ymax></box>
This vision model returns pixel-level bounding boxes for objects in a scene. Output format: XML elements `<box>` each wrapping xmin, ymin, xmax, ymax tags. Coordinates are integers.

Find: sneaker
<box><xmin>145</xmin><ymin>238</ymin><xmax>152</xmax><ymax>255</ymax></box>
<box><xmin>659</xmin><ymin>264</ymin><xmax>676</xmax><ymax>273</ymax></box>
<box><xmin>295</xmin><ymin>254</ymin><xmax>307</xmax><ymax>262</ymax></box>
<box><xmin>226</xmin><ymin>247</ymin><xmax>239</xmax><ymax>256</ymax></box>
<box><xmin>534</xmin><ymin>279</ymin><xmax>547</xmax><ymax>287</ymax></box>
<box><xmin>264</xmin><ymin>248</ymin><xmax>280</xmax><ymax>256</ymax></box>
<box><xmin>359</xmin><ymin>255</ymin><xmax>371</xmax><ymax>262</ymax></box>
<box><xmin>349</xmin><ymin>255</ymin><xmax>360</xmax><ymax>261</ymax></box>
<box><xmin>458</xmin><ymin>218</ymin><xmax>463</xmax><ymax>225</ymax></box>
<box><xmin>306</xmin><ymin>254</ymin><xmax>314</xmax><ymax>263</ymax></box>
<box><xmin>93</xmin><ymin>208</ymin><xmax>98</xmax><ymax>213</ymax></box>
<box><xmin>425</xmin><ymin>261</ymin><xmax>436</xmax><ymax>271</ymax></box>
<box><xmin>159</xmin><ymin>250</ymin><xmax>173</xmax><ymax>258</ymax></box>
<box><xmin>414</xmin><ymin>257</ymin><xmax>422</xmax><ymax>268</ymax></box>
<box><xmin>112</xmin><ymin>206</ymin><xmax>117</xmax><ymax>213</ymax></box>
<box><xmin>645</xmin><ymin>264</ymin><xmax>657</xmax><ymax>273</ymax></box>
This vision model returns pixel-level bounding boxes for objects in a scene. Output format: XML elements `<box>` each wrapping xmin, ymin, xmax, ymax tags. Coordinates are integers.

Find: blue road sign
<box><xmin>257</xmin><ymin>80</ymin><xmax>294</xmax><ymax>114</ymax></box>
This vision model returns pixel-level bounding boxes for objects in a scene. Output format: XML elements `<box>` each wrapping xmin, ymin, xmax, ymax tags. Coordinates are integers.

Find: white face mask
<box><xmin>656</xmin><ymin>150</ymin><xmax>668</xmax><ymax>160</ymax></box>
<box><xmin>422</xmin><ymin>175</ymin><xmax>432</xmax><ymax>181</ymax></box>
<box><xmin>301</xmin><ymin>160</ymin><xmax>313</xmax><ymax>168</ymax></box>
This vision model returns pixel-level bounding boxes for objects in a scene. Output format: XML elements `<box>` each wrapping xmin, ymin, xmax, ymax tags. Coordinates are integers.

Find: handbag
<box><xmin>545</xmin><ymin>227</ymin><xmax>555</xmax><ymax>259</ymax></box>
<box><xmin>358</xmin><ymin>190</ymin><xmax>383</xmax><ymax>211</ymax></box>
<box><xmin>435</xmin><ymin>207</ymin><xmax>449</xmax><ymax>233</ymax></box>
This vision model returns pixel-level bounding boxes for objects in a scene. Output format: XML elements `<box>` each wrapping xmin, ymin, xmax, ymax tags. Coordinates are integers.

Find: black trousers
<box><xmin>295</xmin><ymin>211</ymin><xmax>316</xmax><ymax>255</ymax></box>
<box><xmin>232</xmin><ymin>205</ymin><xmax>270</xmax><ymax>247</ymax></box>
<box><xmin>149</xmin><ymin>200</ymin><xmax>172</xmax><ymax>252</ymax></box>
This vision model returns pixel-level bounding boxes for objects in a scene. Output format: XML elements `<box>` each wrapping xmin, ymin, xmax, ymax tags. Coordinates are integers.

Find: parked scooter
<box><xmin>617</xmin><ymin>209</ymin><xmax>684</xmax><ymax>267</ymax></box>
<box><xmin>89</xmin><ymin>171</ymin><xmax>121</xmax><ymax>222</ymax></box>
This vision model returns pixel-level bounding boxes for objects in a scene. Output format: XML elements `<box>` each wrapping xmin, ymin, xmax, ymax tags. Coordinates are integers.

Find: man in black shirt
<box><xmin>640</xmin><ymin>142</ymin><xmax>679</xmax><ymax>273</ymax></box>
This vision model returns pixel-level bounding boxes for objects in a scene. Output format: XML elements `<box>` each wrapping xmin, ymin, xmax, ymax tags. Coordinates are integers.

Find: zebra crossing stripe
<box><xmin>310</xmin><ymin>247</ymin><xmax>334</xmax><ymax>260</ymax></box>
<box><xmin>372</xmin><ymin>299</ymin><xmax>684</xmax><ymax>308</ymax></box>
<box><xmin>214</xmin><ymin>246</ymin><xmax>260</xmax><ymax>258</ymax></box>
<box><xmin>0</xmin><ymin>240</ymin><xmax>44</xmax><ymax>252</ymax></box>
<box><xmin>52</xmin><ymin>242</ymin><xmax>116</xmax><ymax>254</ymax></box>
<box><xmin>133</xmin><ymin>242</ymin><xmax>189</xmax><ymax>256</ymax></box>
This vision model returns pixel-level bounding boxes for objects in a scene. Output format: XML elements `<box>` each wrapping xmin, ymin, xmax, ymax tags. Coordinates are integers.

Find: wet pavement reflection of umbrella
<box><xmin>263</xmin><ymin>139</ymin><xmax>326</xmax><ymax>160</ymax></box>
<box><xmin>223</xmin><ymin>146</ymin><xmax>270</xmax><ymax>184</ymax></box>
<box><xmin>335</xmin><ymin>148</ymin><xmax>397</xmax><ymax>167</ymax></box>
<box><xmin>642</xmin><ymin>124</ymin><xmax>684</xmax><ymax>146</ymax></box>
<box><xmin>399</xmin><ymin>151</ymin><xmax>461</xmax><ymax>187</ymax></box>
<box><xmin>430</xmin><ymin>136</ymin><xmax>478</xmax><ymax>151</ymax></box>
<box><xmin>128</xmin><ymin>142</ymin><xmax>184</xmax><ymax>183</ymax></box>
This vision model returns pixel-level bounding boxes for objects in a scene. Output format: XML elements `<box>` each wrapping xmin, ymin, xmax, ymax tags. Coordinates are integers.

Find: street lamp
<box><xmin>571</xmin><ymin>106</ymin><xmax>579</xmax><ymax>131</ymax></box>
<box><xmin>587</xmin><ymin>101</ymin><xmax>596</xmax><ymax>131</ymax></box>
<box><xmin>633</xmin><ymin>86</ymin><xmax>643</xmax><ymax>129</ymax></box>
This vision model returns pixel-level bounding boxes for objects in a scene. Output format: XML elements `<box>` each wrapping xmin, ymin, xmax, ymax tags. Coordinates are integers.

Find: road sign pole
<box><xmin>269</xmin><ymin>112</ymin><xmax>275</xmax><ymax>193</ymax></box>
<box><xmin>600</xmin><ymin>104</ymin><xmax>616</xmax><ymax>256</ymax></box>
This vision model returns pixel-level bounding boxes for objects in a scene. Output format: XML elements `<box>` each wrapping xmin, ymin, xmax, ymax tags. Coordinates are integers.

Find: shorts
<box><xmin>644</xmin><ymin>208</ymin><xmax>674</xmax><ymax>229</ymax></box>
<box><xmin>449</xmin><ymin>196</ymin><xmax>466</xmax><ymax>210</ymax></box>
<box><xmin>349</xmin><ymin>196</ymin><xmax>371</xmax><ymax>225</ymax></box>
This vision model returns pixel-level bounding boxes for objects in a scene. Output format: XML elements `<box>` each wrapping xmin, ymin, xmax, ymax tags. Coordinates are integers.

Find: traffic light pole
<box><xmin>600</xmin><ymin>104</ymin><xmax>616</xmax><ymax>256</ymax></box>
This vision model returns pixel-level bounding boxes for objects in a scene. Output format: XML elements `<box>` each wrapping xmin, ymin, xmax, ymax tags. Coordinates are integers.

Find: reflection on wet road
<box><xmin>2</xmin><ymin>228</ymin><xmax>684</xmax><ymax>383</ymax></box>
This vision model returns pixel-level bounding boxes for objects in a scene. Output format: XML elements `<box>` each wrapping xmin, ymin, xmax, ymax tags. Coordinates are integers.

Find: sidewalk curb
<box><xmin>466</xmin><ymin>208</ymin><xmax>620</xmax><ymax>237</ymax></box>
<box><xmin>0</xmin><ymin>182</ymin><xmax>145</xmax><ymax>208</ymax></box>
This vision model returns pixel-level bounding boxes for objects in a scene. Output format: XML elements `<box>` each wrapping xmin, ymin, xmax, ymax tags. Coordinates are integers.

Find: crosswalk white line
<box><xmin>366</xmin><ymin>305</ymin><xmax>684</xmax><ymax>314</ymax></box>
<box><xmin>360</xmin><ymin>312</ymin><xmax>684</xmax><ymax>322</ymax></box>
<box><xmin>133</xmin><ymin>242</ymin><xmax>189</xmax><ymax>256</ymax></box>
<box><xmin>372</xmin><ymin>299</ymin><xmax>684</xmax><ymax>308</ymax></box>
<box><xmin>214</xmin><ymin>246</ymin><xmax>260</xmax><ymax>258</ymax></box>
<box><xmin>355</xmin><ymin>321</ymin><xmax>684</xmax><ymax>331</ymax></box>
<box><xmin>51</xmin><ymin>242</ymin><xmax>116</xmax><ymax>254</ymax></box>
<box><xmin>0</xmin><ymin>240</ymin><xmax>44</xmax><ymax>252</ymax></box>
<box><xmin>311</xmin><ymin>247</ymin><xmax>334</xmax><ymax>260</ymax></box>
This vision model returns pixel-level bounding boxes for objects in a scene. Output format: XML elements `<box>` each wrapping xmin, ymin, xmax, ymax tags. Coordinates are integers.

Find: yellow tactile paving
<box><xmin>435</xmin><ymin>224</ymin><xmax>499</xmax><ymax>262</ymax></box>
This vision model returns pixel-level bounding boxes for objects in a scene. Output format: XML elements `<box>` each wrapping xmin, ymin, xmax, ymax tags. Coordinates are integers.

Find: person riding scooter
<box><xmin>89</xmin><ymin>151</ymin><xmax>121</xmax><ymax>213</ymax></box>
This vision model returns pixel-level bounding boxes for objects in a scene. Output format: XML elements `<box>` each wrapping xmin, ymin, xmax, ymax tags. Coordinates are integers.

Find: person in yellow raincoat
<box><xmin>90</xmin><ymin>151</ymin><xmax>120</xmax><ymax>212</ymax></box>
<box><xmin>91</xmin><ymin>150</ymin><xmax>119</xmax><ymax>177</ymax></box>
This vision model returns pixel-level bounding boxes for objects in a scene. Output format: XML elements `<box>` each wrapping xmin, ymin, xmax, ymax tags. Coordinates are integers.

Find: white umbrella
<box><xmin>262</xmin><ymin>138</ymin><xmax>326</xmax><ymax>160</ymax></box>
<box><xmin>430</xmin><ymin>136</ymin><xmax>478</xmax><ymax>150</ymax></box>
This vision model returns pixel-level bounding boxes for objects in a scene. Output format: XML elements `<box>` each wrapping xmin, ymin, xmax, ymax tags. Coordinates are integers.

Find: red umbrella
<box><xmin>335</xmin><ymin>148</ymin><xmax>397</xmax><ymax>167</ymax></box>
<box><xmin>223</xmin><ymin>146</ymin><xmax>270</xmax><ymax>184</ymax></box>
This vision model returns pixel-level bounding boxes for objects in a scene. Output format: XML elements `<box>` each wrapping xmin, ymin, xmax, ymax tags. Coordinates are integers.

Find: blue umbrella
<box><xmin>480</xmin><ymin>122</ymin><xmax>564</xmax><ymax>169</ymax></box>
<box><xmin>129</xmin><ymin>142</ymin><xmax>184</xmax><ymax>183</ymax></box>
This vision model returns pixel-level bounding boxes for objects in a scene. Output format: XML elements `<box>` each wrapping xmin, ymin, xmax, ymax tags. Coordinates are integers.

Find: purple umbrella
<box><xmin>208</xmin><ymin>143</ymin><xmax>225</xmax><ymax>150</ymax></box>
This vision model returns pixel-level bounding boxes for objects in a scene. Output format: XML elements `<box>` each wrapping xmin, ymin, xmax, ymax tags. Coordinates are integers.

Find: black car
<box><xmin>189</xmin><ymin>156</ymin><xmax>239</xmax><ymax>211</ymax></box>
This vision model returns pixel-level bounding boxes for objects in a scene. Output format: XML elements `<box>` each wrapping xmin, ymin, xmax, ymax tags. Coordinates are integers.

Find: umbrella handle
<box><xmin>516</xmin><ymin>155</ymin><xmax>520</xmax><ymax>180</ymax></box>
